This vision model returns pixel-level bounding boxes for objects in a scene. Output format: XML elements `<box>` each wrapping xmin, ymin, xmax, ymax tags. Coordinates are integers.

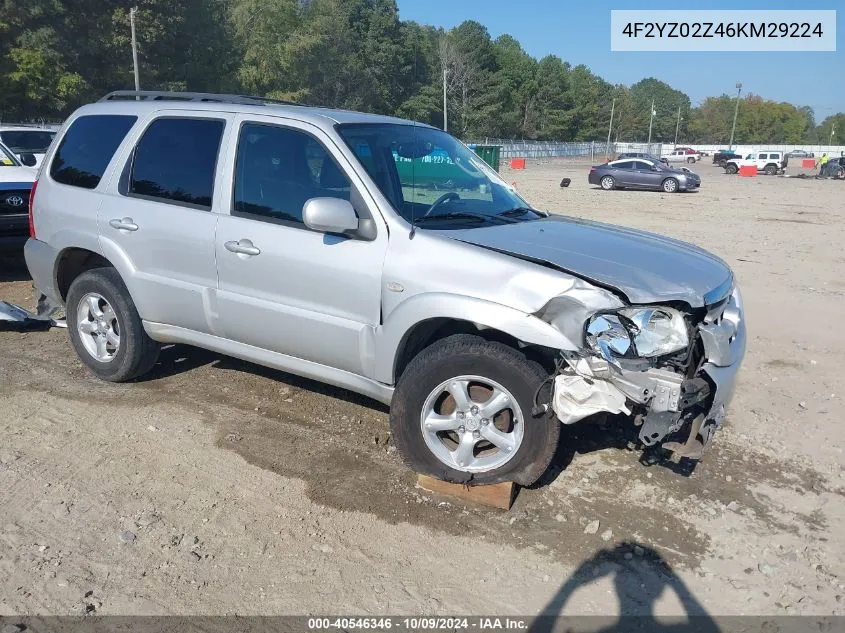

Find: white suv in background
<box><xmin>724</xmin><ymin>151</ymin><xmax>788</xmax><ymax>175</ymax></box>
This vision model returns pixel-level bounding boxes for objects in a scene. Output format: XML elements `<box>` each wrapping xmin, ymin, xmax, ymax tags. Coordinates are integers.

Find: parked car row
<box><xmin>0</xmin><ymin>140</ymin><xmax>37</xmax><ymax>251</ymax></box>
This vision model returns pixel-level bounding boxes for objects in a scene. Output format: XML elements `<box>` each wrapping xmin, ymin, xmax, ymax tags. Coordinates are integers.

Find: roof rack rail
<box><xmin>98</xmin><ymin>90</ymin><xmax>300</xmax><ymax>107</ymax></box>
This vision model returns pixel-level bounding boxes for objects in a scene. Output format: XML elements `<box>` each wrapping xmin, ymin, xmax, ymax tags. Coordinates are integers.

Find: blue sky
<box><xmin>396</xmin><ymin>0</ymin><xmax>842</xmax><ymax>122</ymax></box>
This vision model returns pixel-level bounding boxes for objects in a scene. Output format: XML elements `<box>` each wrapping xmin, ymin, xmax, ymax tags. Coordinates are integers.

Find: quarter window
<box><xmin>50</xmin><ymin>115</ymin><xmax>137</xmax><ymax>189</ymax></box>
<box><xmin>129</xmin><ymin>118</ymin><xmax>224</xmax><ymax>209</ymax></box>
<box><xmin>233</xmin><ymin>123</ymin><xmax>351</xmax><ymax>224</ymax></box>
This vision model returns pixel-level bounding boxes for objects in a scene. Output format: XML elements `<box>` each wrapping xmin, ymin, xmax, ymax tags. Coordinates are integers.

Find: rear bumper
<box><xmin>23</xmin><ymin>238</ymin><xmax>61</xmax><ymax>304</ymax></box>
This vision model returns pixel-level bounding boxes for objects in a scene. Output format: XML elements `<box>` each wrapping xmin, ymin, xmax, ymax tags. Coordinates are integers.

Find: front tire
<box><xmin>66</xmin><ymin>268</ymin><xmax>160</xmax><ymax>382</ymax></box>
<box><xmin>600</xmin><ymin>175</ymin><xmax>615</xmax><ymax>190</ymax></box>
<box><xmin>687</xmin><ymin>157</ymin><xmax>696</xmax><ymax>164</ymax></box>
<box><xmin>390</xmin><ymin>334</ymin><xmax>559</xmax><ymax>486</ymax></box>
<box><xmin>662</xmin><ymin>177</ymin><xmax>679</xmax><ymax>193</ymax></box>
<box><xmin>726</xmin><ymin>163</ymin><xmax>738</xmax><ymax>174</ymax></box>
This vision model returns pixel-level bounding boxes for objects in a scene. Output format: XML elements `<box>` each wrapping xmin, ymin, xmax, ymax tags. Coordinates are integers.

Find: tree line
<box><xmin>1</xmin><ymin>0</ymin><xmax>842</xmax><ymax>145</ymax></box>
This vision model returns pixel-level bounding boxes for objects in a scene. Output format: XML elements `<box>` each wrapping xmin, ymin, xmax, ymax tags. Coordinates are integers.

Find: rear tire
<box><xmin>600</xmin><ymin>175</ymin><xmax>615</xmax><ymax>190</ymax></box>
<box><xmin>390</xmin><ymin>334</ymin><xmax>559</xmax><ymax>486</ymax></box>
<box><xmin>687</xmin><ymin>157</ymin><xmax>695</xmax><ymax>164</ymax></box>
<box><xmin>66</xmin><ymin>268</ymin><xmax>160</xmax><ymax>382</ymax></box>
<box><xmin>765</xmin><ymin>164</ymin><xmax>777</xmax><ymax>175</ymax></box>
<box><xmin>726</xmin><ymin>163</ymin><xmax>738</xmax><ymax>174</ymax></box>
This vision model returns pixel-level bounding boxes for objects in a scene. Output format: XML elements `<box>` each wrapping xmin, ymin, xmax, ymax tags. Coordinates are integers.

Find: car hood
<box><xmin>442</xmin><ymin>215</ymin><xmax>732</xmax><ymax>307</ymax></box>
<box><xmin>0</xmin><ymin>166</ymin><xmax>37</xmax><ymax>185</ymax></box>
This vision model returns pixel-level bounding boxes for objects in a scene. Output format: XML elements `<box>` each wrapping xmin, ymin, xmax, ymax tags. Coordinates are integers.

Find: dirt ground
<box><xmin>1</xmin><ymin>159</ymin><xmax>844</xmax><ymax>618</ymax></box>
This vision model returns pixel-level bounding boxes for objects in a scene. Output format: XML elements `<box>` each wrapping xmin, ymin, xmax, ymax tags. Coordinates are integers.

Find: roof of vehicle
<box><xmin>0</xmin><ymin>126</ymin><xmax>56</xmax><ymax>132</ymax></box>
<box><xmin>70</xmin><ymin>91</ymin><xmax>431</xmax><ymax>130</ymax></box>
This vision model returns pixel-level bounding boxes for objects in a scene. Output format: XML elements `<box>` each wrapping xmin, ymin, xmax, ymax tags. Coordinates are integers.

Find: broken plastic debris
<box><xmin>0</xmin><ymin>300</ymin><xmax>66</xmax><ymax>329</ymax></box>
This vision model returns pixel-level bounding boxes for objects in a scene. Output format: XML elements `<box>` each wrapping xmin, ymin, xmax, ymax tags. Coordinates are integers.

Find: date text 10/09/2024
<box><xmin>307</xmin><ymin>617</ymin><xmax>529</xmax><ymax>630</ymax></box>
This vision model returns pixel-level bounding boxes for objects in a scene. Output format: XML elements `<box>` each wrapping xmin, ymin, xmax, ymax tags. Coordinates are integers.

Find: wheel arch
<box><xmin>55</xmin><ymin>247</ymin><xmax>116</xmax><ymax>302</ymax></box>
<box><xmin>376</xmin><ymin>293</ymin><xmax>574</xmax><ymax>385</ymax></box>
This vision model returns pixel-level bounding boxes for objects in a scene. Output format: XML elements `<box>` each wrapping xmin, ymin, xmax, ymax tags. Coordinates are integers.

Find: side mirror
<box><xmin>303</xmin><ymin>197</ymin><xmax>359</xmax><ymax>235</ymax></box>
<box><xmin>19</xmin><ymin>153</ymin><xmax>37</xmax><ymax>167</ymax></box>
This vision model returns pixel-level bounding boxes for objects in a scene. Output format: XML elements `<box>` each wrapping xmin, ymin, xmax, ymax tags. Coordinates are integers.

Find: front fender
<box><xmin>373</xmin><ymin>292</ymin><xmax>578</xmax><ymax>384</ymax></box>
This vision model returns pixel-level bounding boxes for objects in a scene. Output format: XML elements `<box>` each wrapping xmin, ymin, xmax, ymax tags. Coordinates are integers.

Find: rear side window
<box><xmin>129</xmin><ymin>118</ymin><xmax>224</xmax><ymax>209</ymax></box>
<box><xmin>612</xmin><ymin>161</ymin><xmax>635</xmax><ymax>169</ymax></box>
<box><xmin>51</xmin><ymin>115</ymin><xmax>137</xmax><ymax>189</ymax></box>
<box><xmin>758</xmin><ymin>154</ymin><xmax>768</xmax><ymax>160</ymax></box>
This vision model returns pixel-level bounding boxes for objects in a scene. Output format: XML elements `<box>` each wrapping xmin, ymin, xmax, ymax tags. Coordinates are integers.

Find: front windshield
<box><xmin>0</xmin><ymin>144</ymin><xmax>20</xmax><ymax>167</ymax></box>
<box><xmin>337</xmin><ymin>123</ymin><xmax>542</xmax><ymax>229</ymax></box>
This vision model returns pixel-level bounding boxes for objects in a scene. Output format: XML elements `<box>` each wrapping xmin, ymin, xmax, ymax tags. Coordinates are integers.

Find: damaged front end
<box><xmin>540</xmin><ymin>285</ymin><xmax>745</xmax><ymax>461</ymax></box>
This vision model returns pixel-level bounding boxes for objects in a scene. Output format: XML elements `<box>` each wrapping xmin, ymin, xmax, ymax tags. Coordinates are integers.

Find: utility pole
<box><xmin>647</xmin><ymin>99</ymin><xmax>655</xmax><ymax>148</ymax></box>
<box><xmin>728</xmin><ymin>82</ymin><xmax>742</xmax><ymax>150</ymax></box>
<box><xmin>606</xmin><ymin>97</ymin><xmax>615</xmax><ymax>159</ymax></box>
<box><xmin>830</xmin><ymin>122</ymin><xmax>836</xmax><ymax>145</ymax></box>
<box><xmin>442</xmin><ymin>66</ymin><xmax>448</xmax><ymax>132</ymax></box>
<box><xmin>130</xmin><ymin>7</ymin><xmax>140</xmax><ymax>93</ymax></box>
<box><xmin>674</xmin><ymin>106</ymin><xmax>682</xmax><ymax>146</ymax></box>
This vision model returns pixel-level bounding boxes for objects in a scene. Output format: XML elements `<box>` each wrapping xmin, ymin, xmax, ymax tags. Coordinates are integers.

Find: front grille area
<box><xmin>0</xmin><ymin>188</ymin><xmax>30</xmax><ymax>216</ymax></box>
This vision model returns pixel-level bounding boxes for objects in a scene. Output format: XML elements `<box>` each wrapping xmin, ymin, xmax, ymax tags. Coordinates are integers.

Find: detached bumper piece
<box><xmin>0</xmin><ymin>300</ymin><xmax>66</xmax><ymax>330</ymax></box>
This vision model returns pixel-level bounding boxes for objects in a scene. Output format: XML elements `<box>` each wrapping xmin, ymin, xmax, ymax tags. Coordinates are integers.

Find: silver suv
<box><xmin>25</xmin><ymin>91</ymin><xmax>745</xmax><ymax>486</ymax></box>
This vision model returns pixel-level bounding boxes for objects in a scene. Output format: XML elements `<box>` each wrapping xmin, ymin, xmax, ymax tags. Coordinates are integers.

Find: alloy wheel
<box><xmin>420</xmin><ymin>375</ymin><xmax>524</xmax><ymax>473</ymax></box>
<box><xmin>76</xmin><ymin>293</ymin><xmax>121</xmax><ymax>362</ymax></box>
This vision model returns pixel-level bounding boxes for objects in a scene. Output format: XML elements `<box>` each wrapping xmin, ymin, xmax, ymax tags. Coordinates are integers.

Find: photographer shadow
<box><xmin>529</xmin><ymin>542</ymin><xmax>719</xmax><ymax>633</ymax></box>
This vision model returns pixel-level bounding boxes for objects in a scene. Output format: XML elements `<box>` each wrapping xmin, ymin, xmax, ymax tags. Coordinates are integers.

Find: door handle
<box><xmin>224</xmin><ymin>239</ymin><xmax>260</xmax><ymax>257</ymax></box>
<box><xmin>109</xmin><ymin>217</ymin><xmax>138</xmax><ymax>232</ymax></box>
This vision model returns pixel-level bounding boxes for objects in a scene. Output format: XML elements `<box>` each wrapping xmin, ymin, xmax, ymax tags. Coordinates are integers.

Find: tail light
<box><xmin>28</xmin><ymin>179</ymin><xmax>38</xmax><ymax>238</ymax></box>
<box><xmin>589</xmin><ymin>168</ymin><xmax>596</xmax><ymax>174</ymax></box>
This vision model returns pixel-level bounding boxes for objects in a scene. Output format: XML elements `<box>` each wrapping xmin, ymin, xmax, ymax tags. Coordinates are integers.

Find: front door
<box><xmin>213</xmin><ymin>116</ymin><xmax>388</xmax><ymax>377</ymax></box>
<box><xmin>632</xmin><ymin>160</ymin><xmax>663</xmax><ymax>188</ymax></box>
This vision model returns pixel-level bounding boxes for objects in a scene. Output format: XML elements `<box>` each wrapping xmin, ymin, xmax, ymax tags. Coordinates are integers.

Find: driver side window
<box><xmin>233</xmin><ymin>123</ymin><xmax>351</xmax><ymax>225</ymax></box>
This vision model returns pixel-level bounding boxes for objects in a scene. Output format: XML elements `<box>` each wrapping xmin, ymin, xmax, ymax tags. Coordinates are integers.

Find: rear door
<box><xmin>97</xmin><ymin>111</ymin><xmax>232</xmax><ymax>332</ymax></box>
<box><xmin>612</xmin><ymin>160</ymin><xmax>637</xmax><ymax>186</ymax></box>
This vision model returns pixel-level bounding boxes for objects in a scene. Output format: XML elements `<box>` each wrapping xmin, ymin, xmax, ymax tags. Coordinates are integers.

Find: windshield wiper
<box><xmin>414</xmin><ymin>212</ymin><xmax>517</xmax><ymax>225</ymax></box>
<box><xmin>496</xmin><ymin>206</ymin><xmax>543</xmax><ymax>218</ymax></box>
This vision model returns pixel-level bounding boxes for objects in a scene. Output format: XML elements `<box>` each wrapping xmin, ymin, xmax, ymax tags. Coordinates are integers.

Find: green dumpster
<box><xmin>470</xmin><ymin>145</ymin><xmax>502</xmax><ymax>172</ymax></box>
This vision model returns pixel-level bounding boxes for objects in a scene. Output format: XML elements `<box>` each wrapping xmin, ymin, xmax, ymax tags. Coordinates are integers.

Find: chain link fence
<box><xmin>466</xmin><ymin>140</ymin><xmax>665</xmax><ymax>161</ymax></box>
<box><xmin>468</xmin><ymin>139</ymin><xmax>845</xmax><ymax>161</ymax></box>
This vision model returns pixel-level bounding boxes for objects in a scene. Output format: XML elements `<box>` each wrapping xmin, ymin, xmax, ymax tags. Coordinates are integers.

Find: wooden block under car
<box><xmin>416</xmin><ymin>474</ymin><xmax>517</xmax><ymax>510</ymax></box>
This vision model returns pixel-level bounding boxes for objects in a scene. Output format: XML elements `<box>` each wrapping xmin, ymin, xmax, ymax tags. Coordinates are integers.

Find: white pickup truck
<box><xmin>664</xmin><ymin>149</ymin><xmax>700</xmax><ymax>164</ymax></box>
<box><xmin>724</xmin><ymin>151</ymin><xmax>788</xmax><ymax>175</ymax></box>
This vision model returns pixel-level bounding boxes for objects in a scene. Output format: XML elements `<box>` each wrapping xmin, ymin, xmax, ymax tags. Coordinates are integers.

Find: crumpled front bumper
<box><xmin>551</xmin><ymin>288</ymin><xmax>746</xmax><ymax>460</ymax></box>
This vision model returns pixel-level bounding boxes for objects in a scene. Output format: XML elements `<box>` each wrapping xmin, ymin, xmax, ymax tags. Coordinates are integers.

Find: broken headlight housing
<box><xmin>586</xmin><ymin>307</ymin><xmax>688</xmax><ymax>360</ymax></box>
